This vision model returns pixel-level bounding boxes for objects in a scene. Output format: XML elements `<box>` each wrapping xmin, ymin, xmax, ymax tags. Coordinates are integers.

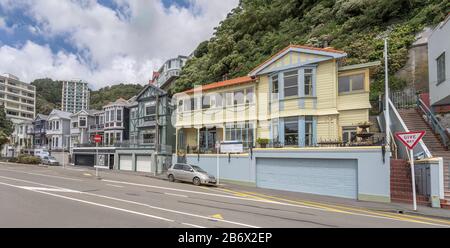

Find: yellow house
<box><xmin>174</xmin><ymin>45</ymin><xmax>380</xmax><ymax>153</ymax></box>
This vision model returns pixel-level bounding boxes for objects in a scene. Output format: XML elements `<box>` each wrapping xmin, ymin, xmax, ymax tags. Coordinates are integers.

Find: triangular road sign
<box><xmin>395</xmin><ymin>131</ymin><xmax>426</xmax><ymax>150</ymax></box>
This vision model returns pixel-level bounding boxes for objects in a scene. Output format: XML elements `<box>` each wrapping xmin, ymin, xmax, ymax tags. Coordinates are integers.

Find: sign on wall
<box><xmin>220</xmin><ymin>141</ymin><xmax>244</xmax><ymax>153</ymax></box>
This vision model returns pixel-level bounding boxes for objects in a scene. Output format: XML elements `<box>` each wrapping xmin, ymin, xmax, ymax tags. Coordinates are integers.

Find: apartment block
<box><xmin>151</xmin><ymin>55</ymin><xmax>188</xmax><ymax>92</ymax></box>
<box><xmin>0</xmin><ymin>73</ymin><xmax>36</xmax><ymax>123</ymax></box>
<box><xmin>61</xmin><ymin>80</ymin><xmax>90</xmax><ymax>113</ymax></box>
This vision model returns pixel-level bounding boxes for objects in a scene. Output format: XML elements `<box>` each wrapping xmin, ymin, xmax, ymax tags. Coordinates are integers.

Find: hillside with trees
<box><xmin>32</xmin><ymin>79</ymin><xmax>144</xmax><ymax>114</ymax></box>
<box><xmin>173</xmin><ymin>0</ymin><xmax>450</xmax><ymax>99</ymax></box>
<box><xmin>89</xmin><ymin>84</ymin><xmax>144</xmax><ymax>110</ymax></box>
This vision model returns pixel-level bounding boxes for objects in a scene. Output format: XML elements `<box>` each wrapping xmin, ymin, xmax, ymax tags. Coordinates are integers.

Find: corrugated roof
<box><xmin>182</xmin><ymin>76</ymin><xmax>255</xmax><ymax>94</ymax></box>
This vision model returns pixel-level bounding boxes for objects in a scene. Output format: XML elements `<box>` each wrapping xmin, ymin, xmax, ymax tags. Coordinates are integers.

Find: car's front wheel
<box><xmin>168</xmin><ymin>174</ymin><xmax>175</xmax><ymax>182</ymax></box>
<box><xmin>193</xmin><ymin>177</ymin><xmax>201</xmax><ymax>186</ymax></box>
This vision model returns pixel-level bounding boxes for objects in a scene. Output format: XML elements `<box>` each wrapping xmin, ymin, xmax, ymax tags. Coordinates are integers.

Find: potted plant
<box><xmin>257</xmin><ymin>138</ymin><xmax>269</xmax><ymax>148</ymax></box>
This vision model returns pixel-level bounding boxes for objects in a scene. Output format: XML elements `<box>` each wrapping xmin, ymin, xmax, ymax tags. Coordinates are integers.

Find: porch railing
<box><xmin>417</xmin><ymin>98</ymin><xmax>450</xmax><ymax>150</ymax></box>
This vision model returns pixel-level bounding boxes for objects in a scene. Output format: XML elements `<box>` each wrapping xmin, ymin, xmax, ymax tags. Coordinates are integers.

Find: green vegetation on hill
<box><xmin>173</xmin><ymin>0</ymin><xmax>450</xmax><ymax>99</ymax></box>
<box><xmin>31</xmin><ymin>78</ymin><xmax>62</xmax><ymax>115</ymax></box>
<box><xmin>89</xmin><ymin>84</ymin><xmax>144</xmax><ymax>110</ymax></box>
<box><xmin>32</xmin><ymin>79</ymin><xmax>144</xmax><ymax>114</ymax></box>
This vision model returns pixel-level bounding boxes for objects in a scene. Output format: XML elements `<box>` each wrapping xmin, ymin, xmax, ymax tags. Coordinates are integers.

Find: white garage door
<box><xmin>119</xmin><ymin>155</ymin><xmax>133</xmax><ymax>171</ymax></box>
<box><xmin>136</xmin><ymin>155</ymin><xmax>152</xmax><ymax>173</ymax></box>
<box><xmin>256</xmin><ymin>158</ymin><xmax>357</xmax><ymax>199</ymax></box>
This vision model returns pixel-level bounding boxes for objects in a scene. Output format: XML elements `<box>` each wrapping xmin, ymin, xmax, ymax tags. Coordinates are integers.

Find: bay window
<box><xmin>117</xmin><ymin>109</ymin><xmax>122</xmax><ymax>121</ymax></box>
<box><xmin>305</xmin><ymin>116</ymin><xmax>313</xmax><ymax>146</ymax></box>
<box><xmin>271</xmin><ymin>74</ymin><xmax>279</xmax><ymax>100</ymax></box>
<box><xmin>284</xmin><ymin>117</ymin><xmax>298</xmax><ymax>146</ymax></box>
<box><xmin>225</xmin><ymin>122</ymin><xmax>254</xmax><ymax>148</ymax></box>
<box><xmin>304</xmin><ymin>69</ymin><xmax>313</xmax><ymax>96</ymax></box>
<box><xmin>284</xmin><ymin>70</ymin><xmax>298</xmax><ymax>97</ymax></box>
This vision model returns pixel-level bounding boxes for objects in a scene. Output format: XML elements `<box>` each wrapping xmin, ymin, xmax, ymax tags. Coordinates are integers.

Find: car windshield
<box><xmin>48</xmin><ymin>156</ymin><xmax>56</xmax><ymax>160</ymax></box>
<box><xmin>191</xmin><ymin>165</ymin><xmax>207</xmax><ymax>173</ymax></box>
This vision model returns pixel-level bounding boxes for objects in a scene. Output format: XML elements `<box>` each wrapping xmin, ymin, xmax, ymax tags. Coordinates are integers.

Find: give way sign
<box><xmin>395</xmin><ymin>131</ymin><xmax>426</xmax><ymax>150</ymax></box>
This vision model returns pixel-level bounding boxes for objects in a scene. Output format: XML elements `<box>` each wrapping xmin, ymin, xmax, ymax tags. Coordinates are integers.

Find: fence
<box><xmin>389</xmin><ymin>87</ymin><xmax>418</xmax><ymax>109</ymax></box>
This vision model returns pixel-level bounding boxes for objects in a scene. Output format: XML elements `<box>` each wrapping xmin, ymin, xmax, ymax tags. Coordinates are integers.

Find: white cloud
<box><xmin>0</xmin><ymin>0</ymin><xmax>239</xmax><ymax>88</ymax></box>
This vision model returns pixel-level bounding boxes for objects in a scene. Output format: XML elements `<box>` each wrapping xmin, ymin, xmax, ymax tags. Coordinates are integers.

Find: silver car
<box><xmin>167</xmin><ymin>163</ymin><xmax>217</xmax><ymax>186</ymax></box>
<box><xmin>41</xmin><ymin>156</ymin><xmax>59</xmax><ymax>166</ymax></box>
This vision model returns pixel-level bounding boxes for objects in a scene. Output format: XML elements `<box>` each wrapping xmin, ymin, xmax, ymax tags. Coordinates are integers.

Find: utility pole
<box><xmin>154</xmin><ymin>94</ymin><xmax>160</xmax><ymax>177</ymax></box>
<box><xmin>384</xmin><ymin>38</ymin><xmax>391</xmax><ymax>147</ymax></box>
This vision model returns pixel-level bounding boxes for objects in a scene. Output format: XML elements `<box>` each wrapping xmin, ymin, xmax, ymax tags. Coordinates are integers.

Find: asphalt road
<box><xmin>0</xmin><ymin>163</ymin><xmax>449</xmax><ymax>228</ymax></box>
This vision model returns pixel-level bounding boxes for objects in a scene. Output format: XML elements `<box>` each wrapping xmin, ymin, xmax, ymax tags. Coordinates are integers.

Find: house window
<box><xmin>284</xmin><ymin>70</ymin><xmax>298</xmax><ymax>97</ymax></box>
<box><xmin>304</xmin><ymin>69</ymin><xmax>313</xmax><ymax>96</ymax></box>
<box><xmin>272</xmin><ymin>74</ymin><xmax>279</xmax><ymax>100</ymax></box>
<box><xmin>305</xmin><ymin>116</ymin><xmax>313</xmax><ymax>146</ymax></box>
<box><xmin>178</xmin><ymin>100</ymin><xmax>183</xmax><ymax>112</ymax></box>
<box><xmin>143</xmin><ymin>133</ymin><xmax>155</xmax><ymax>144</ymax></box>
<box><xmin>342</xmin><ymin>127</ymin><xmax>357</xmax><ymax>144</ymax></box>
<box><xmin>284</xmin><ymin>117</ymin><xmax>298</xmax><ymax>146</ymax></box>
<box><xmin>72</xmin><ymin>122</ymin><xmax>78</xmax><ymax>128</ymax></box>
<box><xmin>437</xmin><ymin>52</ymin><xmax>446</xmax><ymax>84</ymax></box>
<box><xmin>115</xmin><ymin>133</ymin><xmax>121</xmax><ymax>143</ymax></box>
<box><xmin>226</xmin><ymin>92</ymin><xmax>233</xmax><ymax>106</ymax></box>
<box><xmin>339</xmin><ymin>74</ymin><xmax>365</xmax><ymax>94</ymax></box>
<box><xmin>56</xmin><ymin>121</ymin><xmax>59</xmax><ymax>130</ymax></box>
<box><xmin>272</xmin><ymin>118</ymin><xmax>279</xmax><ymax>143</ymax></box>
<box><xmin>202</xmin><ymin>95</ymin><xmax>211</xmax><ymax>109</ymax></box>
<box><xmin>234</xmin><ymin>90</ymin><xmax>245</xmax><ymax>105</ymax></box>
<box><xmin>145</xmin><ymin>102</ymin><xmax>156</xmax><ymax>116</ymax></box>
<box><xmin>225</xmin><ymin>122</ymin><xmax>254</xmax><ymax>148</ymax></box>
<box><xmin>79</xmin><ymin>117</ymin><xmax>87</xmax><ymax>127</ymax></box>
<box><xmin>213</xmin><ymin>93</ymin><xmax>223</xmax><ymax>108</ymax></box>
<box><xmin>246</xmin><ymin>88</ymin><xmax>254</xmax><ymax>104</ymax></box>
<box><xmin>110</xmin><ymin>109</ymin><xmax>115</xmax><ymax>122</ymax></box>
<box><xmin>117</xmin><ymin>109</ymin><xmax>122</xmax><ymax>121</ymax></box>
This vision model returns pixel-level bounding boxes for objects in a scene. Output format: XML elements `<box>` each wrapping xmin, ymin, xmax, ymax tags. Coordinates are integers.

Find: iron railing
<box><xmin>417</xmin><ymin>98</ymin><xmax>450</xmax><ymax>150</ymax></box>
<box><xmin>390</xmin><ymin>87</ymin><xmax>417</xmax><ymax>109</ymax></box>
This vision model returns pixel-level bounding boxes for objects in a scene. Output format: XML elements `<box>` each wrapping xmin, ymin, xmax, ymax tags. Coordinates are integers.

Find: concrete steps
<box><xmin>398</xmin><ymin>108</ymin><xmax>450</xmax><ymax>208</ymax></box>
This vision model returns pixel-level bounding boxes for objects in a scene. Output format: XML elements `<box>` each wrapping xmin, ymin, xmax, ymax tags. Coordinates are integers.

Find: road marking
<box><xmin>106</xmin><ymin>184</ymin><xmax>124</xmax><ymax>188</ymax></box>
<box><xmin>2</xmin><ymin>173</ymin><xmax>447</xmax><ymax>227</ymax></box>
<box><xmin>101</xmin><ymin>179</ymin><xmax>450</xmax><ymax>227</ymax></box>
<box><xmin>83</xmin><ymin>173</ymin><xmax>92</xmax><ymax>177</ymax></box>
<box><xmin>164</xmin><ymin>193</ymin><xmax>188</xmax><ymax>198</ymax></box>
<box><xmin>233</xmin><ymin>190</ymin><xmax>450</xmax><ymax>226</ymax></box>
<box><xmin>0</xmin><ymin>180</ymin><xmax>175</xmax><ymax>223</ymax></box>
<box><xmin>0</xmin><ymin>176</ymin><xmax>259</xmax><ymax>228</ymax></box>
<box><xmin>0</xmin><ymin>168</ymin><xmax>83</xmax><ymax>181</ymax></box>
<box><xmin>209</xmin><ymin>214</ymin><xmax>224</xmax><ymax>220</ymax></box>
<box><xmin>19</xmin><ymin>187</ymin><xmax>81</xmax><ymax>193</ymax></box>
<box><xmin>182</xmin><ymin>223</ymin><xmax>206</xmax><ymax>228</ymax></box>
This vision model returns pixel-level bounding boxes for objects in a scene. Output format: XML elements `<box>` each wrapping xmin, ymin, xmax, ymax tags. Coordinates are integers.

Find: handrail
<box><xmin>417</xmin><ymin>98</ymin><xmax>450</xmax><ymax>149</ymax></box>
<box><xmin>388</xmin><ymin>98</ymin><xmax>432</xmax><ymax>158</ymax></box>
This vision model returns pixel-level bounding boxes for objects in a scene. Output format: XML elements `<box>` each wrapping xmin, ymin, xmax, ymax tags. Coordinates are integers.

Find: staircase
<box><xmin>391</xmin><ymin>159</ymin><xmax>430</xmax><ymax>205</ymax></box>
<box><xmin>398</xmin><ymin>108</ymin><xmax>450</xmax><ymax>208</ymax></box>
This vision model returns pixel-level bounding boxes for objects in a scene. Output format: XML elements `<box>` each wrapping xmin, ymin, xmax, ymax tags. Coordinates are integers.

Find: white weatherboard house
<box><xmin>429</xmin><ymin>14</ymin><xmax>450</xmax><ymax>119</ymax></box>
<box><xmin>46</xmin><ymin>109</ymin><xmax>72</xmax><ymax>151</ymax></box>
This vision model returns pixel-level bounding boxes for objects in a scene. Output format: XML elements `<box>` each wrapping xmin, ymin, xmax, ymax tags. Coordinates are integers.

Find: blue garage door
<box><xmin>256</xmin><ymin>158</ymin><xmax>357</xmax><ymax>199</ymax></box>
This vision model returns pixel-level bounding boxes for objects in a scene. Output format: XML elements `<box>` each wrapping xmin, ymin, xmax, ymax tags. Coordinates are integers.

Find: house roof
<box><xmin>35</xmin><ymin>114</ymin><xmax>49</xmax><ymax>121</ymax></box>
<box><xmin>181</xmin><ymin>76</ymin><xmax>255</xmax><ymax>95</ymax></box>
<box><xmin>70</xmin><ymin>109</ymin><xmax>102</xmax><ymax>117</ymax></box>
<box><xmin>249</xmin><ymin>45</ymin><xmax>347</xmax><ymax>76</ymax></box>
<box><xmin>48</xmin><ymin>109</ymin><xmax>72</xmax><ymax>119</ymax></box>
<box><xmin>338</xmin><ymin>61</ymin><xmax>381</xmax><ymax>72</ymax></box>
<box><xmin>103</xmin><ymin>98</ymin><xmax>130</xmax><ymax>108</ymax></box>
<box><xmin>136</xmin><ymin>83</ymin><xmax>167</xmax><ymax>100</ymax></box>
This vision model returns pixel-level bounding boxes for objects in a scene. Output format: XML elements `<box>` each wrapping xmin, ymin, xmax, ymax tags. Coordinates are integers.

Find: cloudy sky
<box><xmin>0</xmin><ymin>0</ymin><xmax>239</xmax><ymax>89</ymax></box>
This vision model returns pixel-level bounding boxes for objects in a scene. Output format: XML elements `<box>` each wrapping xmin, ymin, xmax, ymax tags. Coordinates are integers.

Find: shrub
<box><xmin>17</xmin><ymin>155</ymin><xmax>41</xmax><ymax>165</ymax></box>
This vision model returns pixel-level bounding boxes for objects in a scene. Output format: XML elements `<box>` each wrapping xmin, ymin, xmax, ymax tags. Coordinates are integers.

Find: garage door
<box><xmin>256</xmin><ymin>158</ymin><xmax>357</xmax><ymax>199</ymax></box>
<box><xmin>136</xmin><ymin>155</ymin><xmax>152</xmax><ymax>173</ymax></box>
<box><xmin>119</xmin><ymin>155</ymin><xmax>133</xmax><ymax>171</ymax></box>
<box><xmin>75</xmin><ymin>154</ymin><xmax>95</xmax><ymax>167</ymax></box>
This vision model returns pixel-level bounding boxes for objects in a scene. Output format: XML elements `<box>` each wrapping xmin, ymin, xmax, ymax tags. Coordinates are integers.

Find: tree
<box><xmin>173</xmin><ymin>0</ymin><xmax>450</xmax><ymax>96</ymax></box>
<box><xmin>0</xmin><ymin>105</ymin><xmax>13</xmax><ymax>157</ymax></box>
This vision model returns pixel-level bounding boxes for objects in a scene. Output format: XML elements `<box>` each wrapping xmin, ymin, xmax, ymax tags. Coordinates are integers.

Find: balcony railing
<box><xmin>74</xmin><ymin>140</ymin><xmax>173</xmax><ymax>154</ymax></box>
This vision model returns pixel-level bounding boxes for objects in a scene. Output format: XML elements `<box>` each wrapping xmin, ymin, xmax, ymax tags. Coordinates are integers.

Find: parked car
<box><xmin>167</xmin><ymin>163</ymin><xmax>217</xmax><ymax>186</ymax></box>
<box><xmin>41</xmin><ymin>156</ymin><xmax>59</xmax><ymax>166</ymax></box>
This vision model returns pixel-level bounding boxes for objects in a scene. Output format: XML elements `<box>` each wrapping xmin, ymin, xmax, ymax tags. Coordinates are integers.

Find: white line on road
<box><xmin>2</xmin><ymin>174</ymin><xmax>448</xmax><ymax>227</ymax></box>
<box><xmin>182</xmin><ymin>223</ymin><xmax>206</xmax><ymax>228</ymax></box>
<box><xmin>164</xmin><ymin>193</ymin><xmax>188</xmax><ymax>198</ymax></box>
<box><xmin>19</xmin><ymin>187</ymin><xmax>81</xmax><ymax>193</ymax></box>
<box><xmin>0</xmin><ymin>168</ymin><xmax>83</xmax><ymax>181</ymax></box>
<box><xmin>106</xmin><ymin>184</ymin><xmax>124</xmax><ymax>188</ymax></box>
<box><xmin>0</xmin><ymin>176</ymin><xmax>259</xmax><ymax>228</ymax></box>
<box><xmin>0</xmin><ymin>180</ymin><xmax>174</xmax><ymax>223</ymax></box>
